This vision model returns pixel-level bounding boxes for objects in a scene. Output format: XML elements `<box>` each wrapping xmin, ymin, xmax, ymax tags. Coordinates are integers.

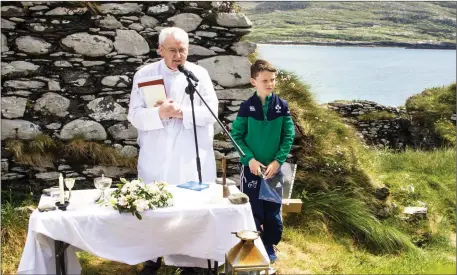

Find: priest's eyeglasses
<box><xmin>161</xmin><ymin>46</ymin><xmax>188</xmax><ymax>55</ymax></box>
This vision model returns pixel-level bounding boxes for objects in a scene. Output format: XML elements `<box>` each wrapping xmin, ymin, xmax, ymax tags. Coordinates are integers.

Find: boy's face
<box><xmin>250</xmin><ymin>71</ymin><xmax>276</xmax><ymax>97</ymax></box>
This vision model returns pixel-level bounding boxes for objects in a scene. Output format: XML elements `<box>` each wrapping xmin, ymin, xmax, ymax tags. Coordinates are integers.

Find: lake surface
<box><xmin>257</xmin><ymin>44</ymin><xmax>456</xmax><ymax>107</ymax></box>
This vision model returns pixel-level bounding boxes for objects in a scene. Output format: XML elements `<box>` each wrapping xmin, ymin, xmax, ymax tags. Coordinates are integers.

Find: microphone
<box><xmin>177</xmin><ymin>64</ymin><xmax>199</xmax><ymax>82</ymax></box>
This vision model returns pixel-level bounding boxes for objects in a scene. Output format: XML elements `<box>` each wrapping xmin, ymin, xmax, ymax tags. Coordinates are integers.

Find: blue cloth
<box><xmin>240</xmin><ymin>165</ymin><xmax>283</xmax><ymax>247</ymax></box>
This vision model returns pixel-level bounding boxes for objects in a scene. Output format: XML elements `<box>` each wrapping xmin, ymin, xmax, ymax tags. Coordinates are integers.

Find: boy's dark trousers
<box><xmin>240</xmin><ymin>165</ymin><xmax>283</xmax><ymax>248</ymax></box>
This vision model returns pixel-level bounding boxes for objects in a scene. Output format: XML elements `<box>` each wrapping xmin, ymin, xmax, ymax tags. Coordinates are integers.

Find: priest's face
<box><xmin>159</xmin><ymin>35</ymin><xmax>189</xmax><ymax>71</ymax></box>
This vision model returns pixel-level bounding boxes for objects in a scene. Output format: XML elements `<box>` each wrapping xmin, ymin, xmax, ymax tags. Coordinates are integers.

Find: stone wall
<box><xmin>326</xmin><ymin>100</ymin><xmax>455</xmax><ymax>149</ymax></box>
<box><xmin>1</xmin><ymin>1</ymin><xmax>260</xmax><ymax>198</ymax></box>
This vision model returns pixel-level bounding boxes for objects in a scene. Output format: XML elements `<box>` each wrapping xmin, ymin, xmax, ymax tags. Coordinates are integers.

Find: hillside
<box><xmin>238</xmin><ymin>1</ymin><xmax>456</xmax><ymax>49</ymax></box>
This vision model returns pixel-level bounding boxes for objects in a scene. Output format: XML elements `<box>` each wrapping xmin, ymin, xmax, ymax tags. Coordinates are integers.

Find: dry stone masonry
<box><xmin>326</xmin><ymin>100</ymin><xmax>455</xmax><ymax>149</ymax></box>
<box><xmin>1</xmin><ymin>1</ymin><xmax>257</xmax><ymax>196</ymax></box>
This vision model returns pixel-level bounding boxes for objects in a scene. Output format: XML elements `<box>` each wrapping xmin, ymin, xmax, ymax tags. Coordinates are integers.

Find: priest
<box><xmin>127</xmin><ymin>26</ymin><xmax>219</xmax><ymax>275</ymax></box>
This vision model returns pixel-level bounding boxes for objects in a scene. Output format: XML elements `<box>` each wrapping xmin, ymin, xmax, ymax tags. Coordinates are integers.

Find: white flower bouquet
<box><xmin>108</xmin><ymin>178</ymin><xmax>174</xmax><ymax>220</ymax></box>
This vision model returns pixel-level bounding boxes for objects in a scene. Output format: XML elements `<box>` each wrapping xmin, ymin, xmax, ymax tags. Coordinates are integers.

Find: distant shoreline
<box><xmin>255</xmin><ymin>41</ymin><xmax>456</xmax><ymax>50</ymax></box>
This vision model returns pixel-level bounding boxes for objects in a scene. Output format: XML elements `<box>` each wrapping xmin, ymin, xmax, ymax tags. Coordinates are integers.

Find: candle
<box><xmin>59</xmin><ymin>173</ymin><xmax>65</xmax><ymax>204</ymax></box>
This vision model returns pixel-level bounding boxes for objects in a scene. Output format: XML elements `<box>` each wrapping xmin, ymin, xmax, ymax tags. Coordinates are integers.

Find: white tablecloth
<box><xmin>18</xmin><ymin>184</ymin><xmax>268</xmax><ymax>274</ymax></box>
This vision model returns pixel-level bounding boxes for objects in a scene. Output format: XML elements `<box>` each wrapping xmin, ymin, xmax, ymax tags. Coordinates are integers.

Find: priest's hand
<box><xmin>264</xmin><ymin>160</ymin><xmax>280</xmax><ymax>179</ymax></box>
<box><xmin>156</xmin><ymin>99</ymin><xmax>182</xmax><ymax>119</ymax></box>
<box><xmin>248</xmin><ymin>158</ymin><xmax>265</xmax><ymax>177</ymax></box>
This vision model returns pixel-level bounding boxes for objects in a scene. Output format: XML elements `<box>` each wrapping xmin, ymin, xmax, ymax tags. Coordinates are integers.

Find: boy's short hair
<box><xmin>251</xmin><ymin>59</ymin><xmax>277</xmax><ymax>78</ymax></box>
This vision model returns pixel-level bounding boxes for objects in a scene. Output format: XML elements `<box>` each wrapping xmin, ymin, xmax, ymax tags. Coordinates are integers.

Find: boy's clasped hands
<box><xmin>249</xmin><ymin>158</ymin><xmax>280</xmax><ymax>179</ymax></box>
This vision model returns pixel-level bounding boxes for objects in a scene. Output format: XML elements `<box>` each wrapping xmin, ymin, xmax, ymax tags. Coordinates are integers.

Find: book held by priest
<box><xmin>137</xmin><ymin>75</ymin><xmax>167</xmax><ymax>108</ymax></box>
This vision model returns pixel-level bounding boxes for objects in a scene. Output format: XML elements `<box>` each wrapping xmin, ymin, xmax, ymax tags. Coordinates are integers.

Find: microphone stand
<box><xmin>177</xmin><ymin>74</ymin><xmax>245</xmax><ymax>192</ymax></box>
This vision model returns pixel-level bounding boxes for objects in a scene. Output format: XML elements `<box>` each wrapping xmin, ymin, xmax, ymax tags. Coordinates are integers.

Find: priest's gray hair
<box><xmin>158</xmin><ymin>27</ymin><xmax>189</xmax><ymax>46</ymax></box>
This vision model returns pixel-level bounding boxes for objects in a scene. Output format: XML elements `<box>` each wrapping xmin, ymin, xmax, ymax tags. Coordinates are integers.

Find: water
<box><xmin>257</xmin><ymin>44</ymin><xmax>456</xmax><ymax>107</ymax></box>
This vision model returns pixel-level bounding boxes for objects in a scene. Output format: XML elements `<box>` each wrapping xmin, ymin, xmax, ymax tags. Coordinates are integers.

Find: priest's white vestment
<box><xmin>128</xmin><ymin>59</ymin><xmax>218</xmax><ymax>186</ymax></box>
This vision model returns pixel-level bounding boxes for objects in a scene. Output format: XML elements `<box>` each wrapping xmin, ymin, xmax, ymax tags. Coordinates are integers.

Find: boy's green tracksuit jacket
<box><xmin>231</xmin><ymin>92</ymin><xmax>295</xmax><ymax>167</ymax></box>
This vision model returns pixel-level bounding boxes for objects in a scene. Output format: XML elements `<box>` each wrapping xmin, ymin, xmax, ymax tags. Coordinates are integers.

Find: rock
<box><xmin>140</xmin><ymin>15</ymin><xmax>159</xmax><ymax>28</ymax></box>
<box><xmin>87</xmin><ymin>97</ymin><xmax>127</xmax><ymax>121</ymax></box>
<box><xmin>46</xmin><ymin>123</ymin><xmax>61</xmax><ymax>130</ymax></box>
<box><xmin>231</xmin><ymin>41</ymin><xmax>256</xmax><ymax>56</ymax></box>
<box><xmin>216</xmin><ymin>88</ymin><xmax>254</xmax><ymax>101</ymax></box>
<box><xmin>1</xmin><ymin>19</ymin><xmax>16</xmax><ymax>29</ymax></box>
<box><xmin>82</xmin><ymin>61</ymin><xmax>105</xmax><ymax>67</ymax></box>
<box><xmin>101</xmin><ymin>75</ymin><xmax>131</xmax><ymax>87</ymax></box>
<box><xmin>126</xmin><ymin>58</ymin><xmax>142</xmax><ymax>63</ymax></box>
<box><xmin>61</xmin><ymin>33</ymin><xmax>113</xmax><ymax>57</ymax></box>
<box><xmin>209</xmin><ymin>46</ymin><xmax>225</xmax><ymax>53</ymax></box>
<box><xmin>129</xmin><ymin>23</ymin><xmax>144</xmax><ymax>32</ymax></box>
<box><xmin>9</xmin><ymin>17</ymin><xmax>26</xmax><ymax>23</ymax></box>
<box><xmin>107</xmin><ymin>122</ymin><xmax>138</xmax><ymax>140</ymax></box>
<box><xmin>81</xmin><ymin>95</ymin><xmax>96</xmax><ymax>101</ymax></box>
<box><xmin>375</xmin><ymin>187</ymin><xmax>390</xmax><ymax>200</ymax></box>
<box><xmin>216</xmin><ymin>13</ymin><xmax>252</xmax><ymax>27</ymax></box>
<box><xmin>195</xmin><ymin>31</ymin><xmax>217</xmax><ymax>38</ymax></box>
<box><xmin>198</xmin><ymin>56</ymin><xmax>251</xmax><ymax>87</ymax></box>
<box><xmin>122</xmin><ymin>16</ymin><xmax>139</xmax><ymax>21</ymax></box>
<box><xmin>98</xmin><ymin>15</ymin><xmax>123</xmax><ymax>29</ymax></box>
<box><xmin>29</xmin><ymin>5</ymin><xmax>49</xmax><ymax>11</ymax></box>
<box><xmin>227</xmin><ymin>106</ymin><xmax>240</xmax><ymax>112</ymax></box>
<box><xmin>214</xmin><ymin>150</ymin><xmax>225</xmax><ymax>160</ymax></box>
<box><xmin>98</xmin><ymin>3</ymin><xmax>143</xmax><ymax>15</ymax></box>
<box><xmin>4</xmin><ymin>80</ymin><xmax>45</xmax><ymax>89</ymax></box>
<box><xmin>58</xmin><ymin>164</ymin><xmax>71</xmax><ymax>171</ymax></box>
<box><xmin>229</xmin><ymin>28</ymin><xmax>252</xmax><ymax>35</ymax></box>
<box><xmin>83</xmin><ymin>165</ymin><xmax>134</xmax><ymax>178</ymax></box>
<box><xmin>214</xmin><ymin>122</ymin><xmax>224</xmax><ymax>136</ymax></box>
<box><xmin>45</xmin><ymin>7</ymin><xmax>87</xmax><ymax>15</ymax></box>
<box><xmin>1</xmin><ymin>33</ymin><xmax>8</xmax><ymax>52</ymax></box>
<box><xmin>1</xmin><ymin>119</ymin><xmax>41</xmax><ymax>140</ymax></box>
<box><xmin>120</xmin><ymin>145</ymin><xmax>138</xmax><ymax>158</ymax></box>
<box><xmin>1</xmin><ymin>159</ymin><xmax>8</xmax><ymax>172</ymax></box>
<box><xmin>214</xmin><ymin>140</ymin><xmax>233</xmax><ymax>151</ymax></box>
<box><xmin>61</xmin><ymin>71</ymin><xmax>92</xmax><ymax>86</ymax></box>
<box><xmin>36</xmin><ymin>172</ymin><xmax>60</xmax><ymax>181</ymax></box>
<box><xmin>60</xmin><ymin>119</ymin><xmax>107</xmax><ymax>140</ymax></box>
<box><xmin>403</xmin><ymin>206</ymin><xmax>427</xmax><ymax>220</ymax></box>
<box><xmin>16</xmin><ymin>36</ymin><xmax>52</xmax><ymax>54</ymax></box>
<box><xmin>226</xmin><ymin>112</ymin><xmax>238</xmax><ymax>122</ymax></box>
<box><xmin>114</xmin><ymin>30</ymin><xmax>150</xmax><ymax>56</ymax></box>
<box><xmin>147</xmin><ymin>4</ymin><xmax>176</xmax><ymax>15</ymax></box>
<box><xmin>48</xmin><ymin>80</ymin><xmax>61</xmax><ymax>91</ymax></box>
<box><xmin>1</xmin><ymin>61</ymin><xmax>39</xmax><ymax>77</ymax></box>
<box><xmin>168</xmin><ymin>13</ymin><xmax>202</xmax><ymax>32</ymax></box>
<box><xmin>54</xmin><ymin>61</ymin><xmax>72</xmax><ymax>67</ymax></box>
<box><xmin>1</xmin><ymin>97</ymin><xmax>27</xmax><ymax>118</ymax></box>
<box><xmin>113</xmin><ymin>143</ymin><xmax>123</xmax><ymax>151</ymax></box>
<box><xmin>5</xmin><ymin>90</ymin><xmax>31</xmax><ymax>97</ymax></box>
<box><xmin>1</xmin><ymin>6</ymin><xmax>26</xmax><ymax>17</ymax></box>
<box><xmin>188</xmin><ymin>44</ymin><xmax>216</xmax><ymax>56</ymax></box>
<box><xmin>2</xmin><ymin>173</ymin><xmax>25</xmax><ymax>180</ymax></box>
<box><xmin>34</xmin><ymin>92</ymin><xmax>70</xmax><ymax>117</ymax></box>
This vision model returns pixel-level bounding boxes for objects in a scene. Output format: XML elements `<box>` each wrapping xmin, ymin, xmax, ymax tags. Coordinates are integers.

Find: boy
<box><xmin>231</xmin><ymin>59</ymin><xmax>295</xmax><ymax>262</ymax></box>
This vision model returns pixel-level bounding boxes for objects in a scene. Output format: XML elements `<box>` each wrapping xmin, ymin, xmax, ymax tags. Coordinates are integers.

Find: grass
<box><xmin>238</xmin><ymin>2</ymin><xmax>456</xmax><ymax>46</ymax></box>
<box><xmin>1</xmin><ymin>196</ymin><xmax>35</xmax><ymax>275</ymax></box>
<box><xmin>274</xmin><ymin>226</ymin><xmax>455</xmax><ymax>274</ymax></box>
<box><xmin>405</xmin><ymin>83</ymin><xmax>456</xmax><ymax>146</ymax></box>
<box><xmin>276</xmin><ymin>147</ymin><xmax>456</xmax><ymax>274</ymax></box>
<box><xmin>4</xmin><ymin>134</ymin><xmax>137</xmax><ymax>169</ymax></box>
<box><xmin>358</xmin><ymin>110</ymin><xmax>398</xmax><ymax>121</ymax></box>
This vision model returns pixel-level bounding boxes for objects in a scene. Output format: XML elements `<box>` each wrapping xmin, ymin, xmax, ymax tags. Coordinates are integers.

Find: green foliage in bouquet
<box><xmin>108</xmin><ymin>178</ymin><xmax>173</xmax><ymax>220</ymax></box>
